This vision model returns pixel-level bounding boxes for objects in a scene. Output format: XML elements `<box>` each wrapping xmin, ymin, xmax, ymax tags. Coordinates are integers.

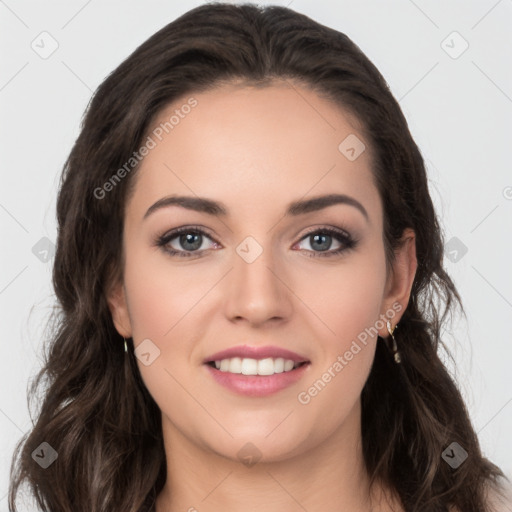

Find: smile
<box><xmin>204</xmin><ymin>358</ymin><xmax>311</xmax><ymax>397</ymax></box>
<box><xmin>207</xmin><ymin>356</ymin><xmax>307</xmax><ymax>375</ymax></box>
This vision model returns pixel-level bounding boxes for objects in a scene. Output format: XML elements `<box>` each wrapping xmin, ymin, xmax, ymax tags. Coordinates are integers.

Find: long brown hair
<box><xmin>8</xmin><ymin>3</ymin><xmax>507</xmax><ymax>511</ymax></box>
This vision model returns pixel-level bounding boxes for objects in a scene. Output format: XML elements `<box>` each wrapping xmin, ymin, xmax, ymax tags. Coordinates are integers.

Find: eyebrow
<box><xmin>143</xmin><ymin>193</ymin><xmax>369</xmax><ymax>222</ymax></box>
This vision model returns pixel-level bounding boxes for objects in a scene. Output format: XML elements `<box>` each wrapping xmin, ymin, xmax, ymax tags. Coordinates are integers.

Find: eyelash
<box><xmin>155</xmin><ymin>224</ymin><xmax>359</xmax><ymax>259</ymax></box>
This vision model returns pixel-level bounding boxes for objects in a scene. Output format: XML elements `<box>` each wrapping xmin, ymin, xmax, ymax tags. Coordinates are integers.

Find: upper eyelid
<box><xmin>161</xmin><ymin>225</ymin><xmax>218</xmax><ymax>243</ymax></box>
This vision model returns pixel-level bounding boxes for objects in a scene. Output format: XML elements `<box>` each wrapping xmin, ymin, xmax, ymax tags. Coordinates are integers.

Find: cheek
<box><xmin>122</xmin><ymin>247</ymin><xmax>205</xmax><ymax>340</ymax></box>
<box><xmin>296</xmin><ymin>250</ymin><xmax>387</xmax><ymax>349</ymax></box>
<box><xmin>292</xmin><ymin>250</ymin><xmax>387</xmax><ymax>403</ymax></box>
<box><xmin>122</xmin><ymin>250</ymin><xmax>208</xmax><ymax>421</ymax></box>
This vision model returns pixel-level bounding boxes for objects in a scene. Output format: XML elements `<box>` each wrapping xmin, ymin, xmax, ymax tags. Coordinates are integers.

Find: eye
<box><xmin>156</xmin><ymin>226</ymin><xmax>219</xmax><ymax>258</ymax></box>
<box><xmin>293</xmin><ymin>227</ymin><xmax>358</xmax><ymax>258</ymax></box>
<box><xmin>155</xmin><ymin>225</ymin><xmax>358</xmax><ymax>259</ymax></box>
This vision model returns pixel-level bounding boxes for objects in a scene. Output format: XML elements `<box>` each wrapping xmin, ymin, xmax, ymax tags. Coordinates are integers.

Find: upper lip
<box><xmin>204</xmin><ymin>344</ymin><xmax>310</xmax><ymax>364</ymax></box>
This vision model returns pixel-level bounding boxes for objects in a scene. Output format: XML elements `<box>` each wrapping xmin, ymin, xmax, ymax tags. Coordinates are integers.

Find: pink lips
<box><xmin>204</xmin><ymin>363</ymin><xmax>310</xmax><ymax>397</ymax></box>
<box><xmin>203</xmin><ymin>344</ymin><xmax>311</xmax><ymax>397</ymax></box>
<box><xmin>203</xmin><ymin>344</ymin><xmax>309</xmax><ymax>364</ymax></box>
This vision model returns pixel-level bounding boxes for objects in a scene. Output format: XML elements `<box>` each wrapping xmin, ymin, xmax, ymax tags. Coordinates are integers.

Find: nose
<box><xmin>224</xmin><ymin>239</ymin><xmax>293</xmax><ymax>326</ymax></box>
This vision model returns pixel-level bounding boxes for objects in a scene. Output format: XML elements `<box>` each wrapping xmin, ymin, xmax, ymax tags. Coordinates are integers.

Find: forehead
<box><xmin>127</xmin><ymin>82</ymin><xmax>381</xmax><ymax>224</ymax></box>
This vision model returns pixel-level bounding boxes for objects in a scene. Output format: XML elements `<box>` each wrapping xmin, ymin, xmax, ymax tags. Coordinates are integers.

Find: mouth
<box><xmin>205</xmin><ymin>357</ymin><xmax>310</xmax><ymax>376</ymax></box>
<box><xmin>204</xmin><ymin>357</ymin><xmax>311</xmax><ymax>397</ymax></box>
<box><xmin>202</xmin><ymin>345</ymin><xmax>311</xmax><ymax>395</ymax></box>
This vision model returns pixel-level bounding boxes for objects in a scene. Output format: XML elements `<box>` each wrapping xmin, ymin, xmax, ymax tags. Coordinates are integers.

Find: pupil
<box><xmin>311</xmin><ymin>233</ymin><xmax>331</xmax><ymax>252</ymax></box>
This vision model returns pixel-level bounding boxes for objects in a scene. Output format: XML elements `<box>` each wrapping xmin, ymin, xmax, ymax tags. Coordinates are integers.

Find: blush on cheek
<box><xmin>123</xmin><ymin>260</ymin><xmax>187</xmax><ymax>338</ymax></box>
<box><xmin>304</xmin><ymin>287</ymin><xmax>383</xmax><ymax>353</ymax></box>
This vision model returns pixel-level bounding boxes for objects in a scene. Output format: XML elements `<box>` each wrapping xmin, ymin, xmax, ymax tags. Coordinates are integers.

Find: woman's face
<box><xmin>108</xmin><ymin>81</ymin><xmax>416</xmax><ymax>463</ymax></box>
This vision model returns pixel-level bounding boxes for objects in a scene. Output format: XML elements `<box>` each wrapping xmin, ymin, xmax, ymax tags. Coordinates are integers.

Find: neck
<box><xmin>155</xmin><ymin>400</ymin><xmax>393</xmax><ymax>512</ymax></box>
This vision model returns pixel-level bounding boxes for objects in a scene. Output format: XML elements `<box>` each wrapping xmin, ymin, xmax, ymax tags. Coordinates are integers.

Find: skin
<box><xmin>107</xmin><ymin>80</ymin><xmax>417</xmax><ymax>512</ymax></box>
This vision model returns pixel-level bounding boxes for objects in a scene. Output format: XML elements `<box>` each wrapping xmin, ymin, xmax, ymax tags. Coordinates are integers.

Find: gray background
<box><xmin>1</xmin><ymin>0</ymin><xmax>511</xmax><ymax>509</ymax></box>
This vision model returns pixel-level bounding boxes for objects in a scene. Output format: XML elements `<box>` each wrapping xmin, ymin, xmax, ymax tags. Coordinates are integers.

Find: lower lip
<box><xmin>204</xmin><ymin>363</ymin><xmax>311</xmax><ymax>397</ymax></box>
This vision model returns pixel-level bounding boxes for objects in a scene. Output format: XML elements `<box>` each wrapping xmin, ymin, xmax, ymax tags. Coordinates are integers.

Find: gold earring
<box><xmin>123</xmin><ymin>337</ymin><xmax>128</xmax><ymax>353</ymax></box>
<box><xmin>386</xmin><ymin>320</ymin><xmax>401</xmax><ymax>364</ymax></box>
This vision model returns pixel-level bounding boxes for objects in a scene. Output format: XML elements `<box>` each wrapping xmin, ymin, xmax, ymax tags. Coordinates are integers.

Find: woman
<box><xmin>8</xmin><ymin>3</ymin><xmax>511</xmax><ymax>511</ymax></box>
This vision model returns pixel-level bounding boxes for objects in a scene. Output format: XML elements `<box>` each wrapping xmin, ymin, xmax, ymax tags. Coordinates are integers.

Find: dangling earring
<box><xmin>123</xmin><ymin>337</ymin><xmax>128</xmax><ymax>353</ymax></box>
<box><xmin>386</xmin><ymin>320</ymin><xmax>401</xmax><ymax>364</ymax></box>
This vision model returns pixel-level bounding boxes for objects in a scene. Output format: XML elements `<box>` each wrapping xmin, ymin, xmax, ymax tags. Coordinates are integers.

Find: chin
<box><xmin>202</xmin><ymin>424</ymin><xmax>316</xmax><ymax>465</ymax></box>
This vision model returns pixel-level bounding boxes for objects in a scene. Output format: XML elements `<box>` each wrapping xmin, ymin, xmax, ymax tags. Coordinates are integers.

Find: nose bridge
<box><xmin>225</xmin><ymin>233</ymin><xmax>291</xmax><ymax>323</ymax></box>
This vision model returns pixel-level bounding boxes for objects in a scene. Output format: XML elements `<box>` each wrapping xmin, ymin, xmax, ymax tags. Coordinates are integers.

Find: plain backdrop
<box><xmin>1</xmin><ymin>1</ymin><xmax>511</xmax><ymax>509</ymax></box>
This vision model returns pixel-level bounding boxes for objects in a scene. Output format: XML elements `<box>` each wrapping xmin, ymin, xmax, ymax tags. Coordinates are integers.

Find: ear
<box><xmin>106</xmin><ymin>279</ymin><xmax>133</xmax><ymax>339</ymax></box>
<box><xmin>378</xmin><ymin>227</ymin><xmax>418</xmax><ymax>337</ymax></box>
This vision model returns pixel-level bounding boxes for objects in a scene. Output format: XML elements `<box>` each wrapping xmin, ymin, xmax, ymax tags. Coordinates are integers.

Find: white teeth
<box><xmin>241</xmin><ymin>358</ymin><xmax>258</xmax><ymax>375</ymax></box>
<box><xmin>257</xmin><ymin>357</ymin><xmax>275</xmax><ymax>376</ymax></box>
<box><xmin>229</xmin><ymin>357</ymin><xmax>242</xmax><ymax>373</ymax></box>
<box><xmin>213</xmin><ymin>357</ymin><xmax>302</xmax><ymax>375</ymax></box>
<box><xmin>273</xmin><ymin>358</ymin><xmax>284</xmax><ymax>373</ymax></box>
